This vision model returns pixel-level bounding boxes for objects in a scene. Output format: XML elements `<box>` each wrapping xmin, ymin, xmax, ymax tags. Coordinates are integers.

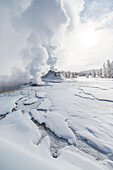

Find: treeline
<box><xmin>43</xmin><ymin>60</ymin><xmax>113</xmax><ymax>80</ymax></box>
<box><xmin>82</xmin><ymin>60</ymin><xmax>113</xmax><ymax>78</ymax></box>
<box><xmin>99</xmin><ymin>60</ymin><xmax>113</xmax><ymax>78</ymax></box>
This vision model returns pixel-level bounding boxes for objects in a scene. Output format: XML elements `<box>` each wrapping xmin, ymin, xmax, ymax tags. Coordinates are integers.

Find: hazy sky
<box><xmin>0</xmin><ymin>0</ymin><xmax>113</xmax><ymax>76</ymax></box>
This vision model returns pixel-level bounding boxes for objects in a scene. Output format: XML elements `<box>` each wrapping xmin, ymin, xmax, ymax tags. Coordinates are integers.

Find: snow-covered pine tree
<box><xmin>91</xmin><ymin>69</ymin><xmax>96</xmax><ymax>78</ymax></box>
<box><xmin>106</xmin><ymin>59</ymin><xmax>111</xmax><ymax>78</ymax></box>
<box><xmin>102</xmin><ymin>63</ymin><xmax>106</xmax><ymax>78</ymax></box>
<box><xmin>110</xmin><ymin>61</ymin><xmax>113</xmax><ymax>78</ymax></box>
<box><xmin>99</xmin><ymin>68</ymin><xmax>102</xmax><ymax>77</ymax></box>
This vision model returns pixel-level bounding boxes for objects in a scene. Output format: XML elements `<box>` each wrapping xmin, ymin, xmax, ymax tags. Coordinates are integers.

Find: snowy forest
<box><xmin>78</xmin><ymin>60</ymin><xmax>113</xmax><ymax>78</ymax></box>
<box><xmin>44</xmin><ymin>60</ymin><xmax>113</xmax><ymax>79</ymax></box>
<box><xmin>90</xmin><ymin>60</ymin><xmax>113</xmax><ymax>78</ymax></box>
<box><xmin>100</xmin><ymin>60</ymin><xmax>113</xmax><ymax>78</ymax></box>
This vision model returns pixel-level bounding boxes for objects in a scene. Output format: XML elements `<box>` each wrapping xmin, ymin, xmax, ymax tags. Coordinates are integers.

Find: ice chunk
<box><xmin>36</xmin><ymin>92</ymin><xmax>46</xmax><ymax>98</ymax></box>
<box><xmin>30</xmin><ymin>109</ymin><xmax>76</xmax><ymax>145</ymax></box>
<box><xmin>24</xmin><ymin>98</ymin><xmax>37</xmax><ymax>105</ymax></box>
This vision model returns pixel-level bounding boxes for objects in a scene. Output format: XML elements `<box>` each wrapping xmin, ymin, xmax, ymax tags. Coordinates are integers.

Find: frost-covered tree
<box><xmin>61</xmin><ymin>71</ymin><xmax>65</xmax><ymax>78</ymax></box>
<box><xmin>86</xmin><ymin>74</ymin><xmax>89</xmax><ymax>78</ymax></box>
<box><xmin>91</xmin><ymin>70</ymin><xmax>96</xmax><ymax>78</ymax></box>
<box><xmin>110</xmin><ymin>61</ymin><xmax>113</xmax><ymax>78</ymax></box>
<box><xmin>102</xmin><ymin>63</ymin><xmax>106</xmax><ymax>78</ymax></box>
<box><xmin>67</xmin><ymin>72</ymin><xmax>70</xmax><ymax>78</ymax></box>
<box><xmin>99</xmin><ymin>68</ymin><xmax>102</xmax><ymax>77</ymax></box>
<box><xmin>72</xmin><ymin>72</ymin><xmax>76</xmax><ymax>78</ymax></box>
<box><xmin>106</xmin><ymin>59</ymin><xmax>111</xmax><ymax>78</ymax></box>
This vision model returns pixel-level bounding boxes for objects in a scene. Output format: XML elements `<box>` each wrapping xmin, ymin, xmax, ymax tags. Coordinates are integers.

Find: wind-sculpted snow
<box><xmin>0</xmin><ymin>96</ymin><xmax>22</xmax><ymax>115</ymax></box>
<box><xmin>80</xmin><ymin>87</ymin><xmax>113</xmax><ymax>103</ymax></box>
<box><xmin>0</xmin><ymin>78</ymin><xmax>113</xmax><ymax>170</ymax></box>
<box><xmin>41</xmin><ymin>78</ymin><xmax>113</xmax><ymax>161</ymax></box>
<box><xmin>0</xmin><ymin>110</ymin><xmax>108</xmax><ymax>170</ymax></box>
<box><xmin>0</xmin><ymin>110</ymin><xmax>41</xmax><ymax>145</ymax></box>
<box><xmin>36</xmin><ymin>91</ymin><xmax>46</xmax><ymax>98</ymax></box>
<box><xmin>38</xmin><ymin>98</ymin><xmax>51</xmax><ymax>110</ymax></box>
<box><xmin>24</xmin><ymin>98</ymin><xmax>37</xmax><ymax>105</ymax></box>
<box><xmin>30</xmin><ymin>110</ymin><xmax>76</xmax><ymax>145</ymax></box>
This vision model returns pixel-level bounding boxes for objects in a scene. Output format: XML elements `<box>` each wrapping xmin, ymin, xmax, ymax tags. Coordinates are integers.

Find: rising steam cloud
<box><xmin>0</xmin><ymin>0</ymin><xmax>70</xmax><ymax>92</ymax></box>
<box><xmin>0</xmin><ymin>0</ymin><xmax>85</xmax><ymax>92</ymax></box>
<box><xmin>16</xmin><ymin>0</ymin><xmax>69</xmax><ymax>83</ymax></box>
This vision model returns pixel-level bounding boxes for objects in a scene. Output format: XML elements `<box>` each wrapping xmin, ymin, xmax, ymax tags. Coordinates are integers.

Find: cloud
<box><xmin>97</xmin><ymin>11</ymin><xmax>113</xmax><ymax>29</ymax></box>
<box><xmin>81</xmin><ymin>0</ymin><xmax>113</xmax><ymax>20</ymax></box>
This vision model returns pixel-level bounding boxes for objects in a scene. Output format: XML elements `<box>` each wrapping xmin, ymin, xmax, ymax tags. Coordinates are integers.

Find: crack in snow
<box><xmin>31</xmin><ymin>117</ymin><xmax>68</xmax><ymax>158</ymax></box>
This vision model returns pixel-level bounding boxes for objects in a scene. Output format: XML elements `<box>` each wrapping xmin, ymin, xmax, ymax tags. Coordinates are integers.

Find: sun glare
<box><xmin>80</xmin><ymin>28</ymin><xmax>99</xmax><ymax>49</ymax></box>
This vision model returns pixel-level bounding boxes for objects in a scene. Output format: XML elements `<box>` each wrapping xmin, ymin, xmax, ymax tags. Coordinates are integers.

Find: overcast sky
<box><xmin>0</xmin><ymin>0</ymin><xmax>113</xmax><ymax>77</ymax></box>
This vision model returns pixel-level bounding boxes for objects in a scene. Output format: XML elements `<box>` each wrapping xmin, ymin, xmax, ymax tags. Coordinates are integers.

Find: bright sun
<box><xmin>79</xmin><ymin>28</ymin><xmax>99</xmax><ymax>49</ymax></box>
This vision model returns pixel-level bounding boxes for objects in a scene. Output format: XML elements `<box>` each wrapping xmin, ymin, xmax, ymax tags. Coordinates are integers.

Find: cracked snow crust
<box><xmin>0</xmin><ymin>77</ymin><xmax>113</xmax><ymax>170</ymax></box>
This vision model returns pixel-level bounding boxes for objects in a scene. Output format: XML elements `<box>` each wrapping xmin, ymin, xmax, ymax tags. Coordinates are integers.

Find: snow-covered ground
<box><xmin>0</xmin><ymin>77</ymin><xmax>113</xmax><ymax>170</ymax></box>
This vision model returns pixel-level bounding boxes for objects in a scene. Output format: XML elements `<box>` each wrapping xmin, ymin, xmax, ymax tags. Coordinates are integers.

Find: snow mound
<box><xmin>0</xmin><ymin>110</ymin><xmax>41</xmax><ymax>148</ymax></box>
<box><xmin>42</xmin><ymin>70</ymin><xmax>63</xmax><ymax>81</ymax></box>
<box><xmin>30</xmin><ymin>110</ymin><xmax>45</xmax><ymax>124</ymax></box>
<box><xmin>30</xmin><ymin>109</ymin><xmax>76</xmax><ymax>145</ymax></box>
<box><xmin>0</xmin><ymin>96</ymin><xmax>21</xmax><ymax>115</ymax></box>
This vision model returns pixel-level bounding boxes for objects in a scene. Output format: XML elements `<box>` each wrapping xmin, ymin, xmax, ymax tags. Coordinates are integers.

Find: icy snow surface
<box><xmin>36</xmin><ymin>91</ymin><xmax>46</xmax><ymax>98</ymax></box>
<box><xmin>0</xmin><ymin>95</ymin><xmax>22</xmax><ymax>115</ymax></box>
<box><xmin>38</xmin><ymin>98</ymin><xmax>51</xmax><ymax>110</ymax></box>
<box><xmin>24</xmin><ymin>98</ymin><xmax>37</xmax><ymax>105</ymax></box>
<box><xmin>0</xmin><ymin>77</ymin><xmax>113</xmax><ymax>170</ymax></box>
